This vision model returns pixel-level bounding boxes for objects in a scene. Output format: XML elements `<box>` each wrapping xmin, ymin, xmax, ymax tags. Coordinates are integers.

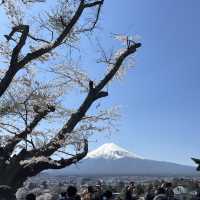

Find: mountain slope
<box><xmin>50</xmin><ymin>143</ymin><xmax>197</xmax><ymax>176</ymax></box>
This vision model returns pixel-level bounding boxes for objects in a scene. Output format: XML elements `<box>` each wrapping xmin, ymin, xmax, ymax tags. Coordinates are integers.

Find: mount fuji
<box><xmin>51</xmin><ymin>143</ymin><xmax>198</xmax><ymax>176</ymax></box>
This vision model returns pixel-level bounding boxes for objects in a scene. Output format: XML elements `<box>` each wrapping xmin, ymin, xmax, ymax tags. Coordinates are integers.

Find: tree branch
<box><xmin>26</xmin><ymin>33</ymin><xmax>51</xmax><ymax>44</ymax></box>
<box><xmin>4</xmin><ymin>105</ymin><xmax>55</xmax><ymax>156</ymax></box>
<box><xmin>18</xmin><ymin>0</ymin><xmax>85</xmax><ymax>67</ymax></box>
<box><xmin>84</xmin><ymin>0</ymin><xmax>104</xmax><ymax>8</ymax></box>
<box><xmin>96</xmin><ymin>42</ymin><xmax>141</xmax><ymax>92</ymax></box>
<box><xmin>4</xmin><ymin>25</ymin><xmax>29</xmax><ymax>66</ymax></box>
<box><xmin>20</xmin><ymin>42</ymin><xmax>141</xmax><ymax>160</ymax></box>
<box><xmin>0</xmin><ymin>1</ymin><xmax>104</xmax><ymax>99</ymax></box>
<box><xmin>0</xmin><ymin>25</ymin><xmax>29</xmax><ymax>98</ymax></box>
<box><xmin>80</xmin><ymin>0</ymin><xmax>104</xmax><ymax>32</ymax></box>
<box><xmin>21</xmin><ymin>139</ymin><xmax>88</xmax><ymax>176</ymax></box>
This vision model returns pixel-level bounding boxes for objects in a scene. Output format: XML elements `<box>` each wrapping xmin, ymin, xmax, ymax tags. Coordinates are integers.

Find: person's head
<box><xmin>128</xmin><ymin>182</ymin><xmax>135</xmax><ymax>191</ymax></box>
<box><xmin>95</xmin><ymin>185</ymin><xmax>101</xmax><ymax>191</ymax></box>
<box><xmin>103</xmin><ymin>190</ymin><xmax>113</xmax><ymax>200</ymax></box>
<box><xmin>26</xmin><ymin>193</ymin><xmax>36</xmax><ymax>200</ymax></box>
<box><xmin>165</xmin><ymin>182</ymin><xmax>172</xmax><ymax>188</ymax></box>
<box><xmin>61</xmin><ymin>192</ymin><xmax>67</xmax><ymax>197</ymax></box>
<box><xmin>129</xmin><ymin>181</ymin><xmax>135</xmax><ymax>187</ymax></box>
<box><xmin>67</xmin><ymin>186</ymin><xmax>77</xmax><ymax>197</ymax></box>
<box><xmin>156</xmin><ymin>187</ymin><xmax>165</xmax><ymax>195</ymax></box>
<box><xmin>88</xmin><ymin>186</ymin><xmax>95</xmax><ymax>193</ymax></box>
<box><xmin>147</xmin><ymin>184</ymin><xmax>153</xmax><ymax>191</ymax></box>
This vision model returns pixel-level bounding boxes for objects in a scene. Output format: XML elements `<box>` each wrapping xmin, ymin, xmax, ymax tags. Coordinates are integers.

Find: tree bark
<box><xmin>0</xmin><ymin>162</ymin><xmax>27</xmax><ymax>199</ymax></box>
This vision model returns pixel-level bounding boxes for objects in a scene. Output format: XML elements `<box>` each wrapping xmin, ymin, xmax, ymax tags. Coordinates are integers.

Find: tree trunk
<box><xmin>0</xmin><ymin>185</ymin><xmax>16</xmax><ymax>200</ymax></box>
<box><xmin>0</xmin><ymin>162</ymin><xmax>28</xmax><ymax>200</ymax></box>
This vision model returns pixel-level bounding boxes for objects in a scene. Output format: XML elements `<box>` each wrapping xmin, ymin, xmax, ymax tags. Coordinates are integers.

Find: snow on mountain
<box><xmin>85</xmin><ymin>143</ymin><xmax>143</xmax><ymax>160</ymax></box>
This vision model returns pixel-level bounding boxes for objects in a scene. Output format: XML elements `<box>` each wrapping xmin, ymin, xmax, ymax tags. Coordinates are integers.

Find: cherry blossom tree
<box><xmin>0</xmin><ymin>0</ymin><xmax>141</xmax><ymax>198</ymax></box>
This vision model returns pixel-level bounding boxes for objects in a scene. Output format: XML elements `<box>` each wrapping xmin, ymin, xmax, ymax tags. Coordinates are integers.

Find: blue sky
<box><xmin>83</xmin><ymin>0</ymin><xmax>200</xmax><ymax>166</ymax></box>
<box><xmin>0</xmin><ymin>0</ymin><xmax>200</xmax><ymax>166</ymax></box>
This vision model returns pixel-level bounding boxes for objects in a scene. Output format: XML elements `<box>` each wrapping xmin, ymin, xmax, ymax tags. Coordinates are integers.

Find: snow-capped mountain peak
<box><xmin>86</xmin><ymin>143</ymin><xmax>142</xmax><ymax>160</ymax></box>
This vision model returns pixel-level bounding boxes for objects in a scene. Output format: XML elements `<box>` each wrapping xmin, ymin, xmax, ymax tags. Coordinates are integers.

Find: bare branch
<box><xmin>78</xmin><ymin>0</ymin><xmax>104</xmax><ymax>32</ymax></box>
<box><xmin>4</xmin><ymin>104</ymin><xmax>55</xmax><ymax>155</ymax></box>
<box><xmin>0</xmin><ymin>25</ymin><xmax>29</xmax><ymax>98</ymax></box>
<box><xmin>5</xmin><ymin>25</ymin><xmax>29</xmax><ymax>66</ymax></box>
<box><xmin>18</xmin><ymin>1</ymin><xmax>85</xmax><ymax>67</ymax></box>
<box><xmin>96</xmin><ymin>42</ymin><xmax>141</xmax><ymax>91</ymax></box>
<box><xmin>20</xmin><ymin>139</ymin><xmax>88</xmax><ymax>175</ymax></box>
<box><xmin>26</xmin><ymin>33</ymin><xmax>51</xmax><ymax>44</ymax></box>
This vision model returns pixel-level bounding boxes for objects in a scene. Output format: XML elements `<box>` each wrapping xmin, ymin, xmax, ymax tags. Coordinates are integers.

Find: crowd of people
<box><xmin>143</xmin><ymin>182</ymin><xmax>175</xmax><ymax>200</ymax></box>
<box><xmin>23</xmin><ymin>181</ymin><xmax>200</xmax><ymax>200</ymax></box>
<box><xmin>25</xmin><ymin>185</ymin><xmax>113</xmax><ymax>200</ymax></box>
<box><xmin>121</xmin><ymin>181</ymin><xmax>175</xmax><ymax>200</ymax></box>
